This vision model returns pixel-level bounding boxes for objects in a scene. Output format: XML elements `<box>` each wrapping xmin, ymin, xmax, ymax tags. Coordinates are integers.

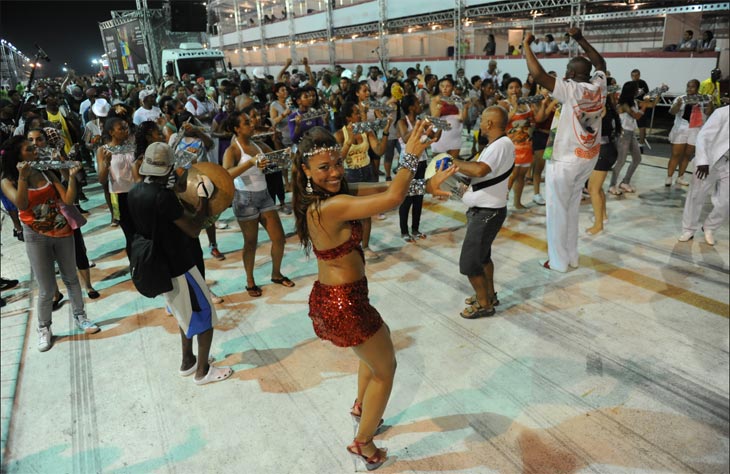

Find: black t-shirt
<box><xmin>128</xmin><ymin>181</ymin><xmax>196</xmax><ymax>277</ymax></box>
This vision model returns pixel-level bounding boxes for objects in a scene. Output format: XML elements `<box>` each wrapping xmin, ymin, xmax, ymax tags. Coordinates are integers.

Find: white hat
<box><xmin>341</xmin><ymin>69</ymin><xmax>353</xmax><ymax>79</ymax></box>
<box><xmin>91</xmin><ymin>98</ymin><xmax>110</xmax><ymax>117</ymax></box>
<box><xmin>163</xmin><ymin>80</ymin><xmax>175</xmax><ymax>89</ymax></box>
<box><xmin>252</xmin><ymin>67</ymin><xmax>266</xmax><ymax>79</ymax></box>
<box><xmin>140</xmin><ymin>142</ymin><xmax>174</xmax><ymax>176</ymax></box>
<box><xmin>139</xmin><ymin>89</ymin><xmax>156</xmax><ymax>101</ymax></box>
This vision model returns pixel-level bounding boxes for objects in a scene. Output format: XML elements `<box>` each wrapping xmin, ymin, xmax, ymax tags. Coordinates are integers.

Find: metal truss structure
<box><xmin>210</xmin><ymin>0</ymin><xmax>728</xmax><ymax>73</ymax></box>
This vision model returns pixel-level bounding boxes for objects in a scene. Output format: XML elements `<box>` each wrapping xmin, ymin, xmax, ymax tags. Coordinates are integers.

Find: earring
<box><xmin>305</xmin><ymin>177</ymin><xmax>313</xmax><ymax>194</ymax></box>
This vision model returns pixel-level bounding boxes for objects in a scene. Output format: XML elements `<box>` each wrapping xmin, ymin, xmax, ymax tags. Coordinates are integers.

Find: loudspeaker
<box><xmin>170</xmin><ymin>1</ymin><xmax>207</xmax><ymax>32</ymax></box>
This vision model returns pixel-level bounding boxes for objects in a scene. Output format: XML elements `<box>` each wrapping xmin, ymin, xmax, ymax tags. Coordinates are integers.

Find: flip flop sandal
<box><xmin>271</xmin><ymin>276</ymin><xmax>295</xmax><ymax>288</ymax></box>
<box><xmin>179</xmin><ymin>356</ymin><xmax>216</xmax><ymax>377</ymax></box>
<box><xmin>194</xmin><ymin>365</ymin><xmax>233</xmax><ymax>385</ymax></box>
<box><xmin>460</xmin><ymin>302</ymin><xmax>496</xmax><ymax>319</ymax></box>
<box><xmin>465</xmin><ymin>293</ymin><xmax>499</xmax><ymax>307</ymax></box>
<box><xmin>246</xmin><ymin>285</ymin><xmax>263</xmax><ymax>297</ymax></box>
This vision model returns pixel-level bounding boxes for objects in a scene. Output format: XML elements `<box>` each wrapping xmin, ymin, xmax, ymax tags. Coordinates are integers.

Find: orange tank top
<box><xmin>18</xmin><ymin>174</ymin><xmax>72</xmax><ymax>237</ymax></box>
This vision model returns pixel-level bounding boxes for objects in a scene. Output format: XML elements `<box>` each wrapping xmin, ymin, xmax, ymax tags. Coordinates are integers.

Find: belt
<box><xmin>470</xmin><ymin>206</ymin><xmax>506</xmax><ymax>211</ymax></box>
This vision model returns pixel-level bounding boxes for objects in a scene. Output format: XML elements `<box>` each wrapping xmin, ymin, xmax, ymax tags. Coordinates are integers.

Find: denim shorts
<box><xmin>345</xmin><ymin>165</ymin><xmax>375</xmax><ymax>184</ymax></box>
<box><xmin>232</xmin><ymin>189</ymin><xmax>278</xmax><ymax>222</ymax></box>
<box><xmin>459</xmin><ymin>206</ymin><xmax>507</xmax><ymax>276</ymax></box>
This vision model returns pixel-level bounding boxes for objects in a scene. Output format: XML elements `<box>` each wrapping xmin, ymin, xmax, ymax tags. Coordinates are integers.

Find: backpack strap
<box><xmin>471</xmin><ymin>163</ymin><xmax>514</xmax><ymax>192</ymax></box>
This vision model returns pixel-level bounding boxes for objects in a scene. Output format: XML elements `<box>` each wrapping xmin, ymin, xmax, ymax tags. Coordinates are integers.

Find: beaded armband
<box><xmin>399</xmin><ymin>153</ymin><xmax>419</xmax><ymax>174</ymax></box>
<box><xmin>408</xmin><ymin>179</ymin><xmax>426</xmax><ymax>196</ymax></box>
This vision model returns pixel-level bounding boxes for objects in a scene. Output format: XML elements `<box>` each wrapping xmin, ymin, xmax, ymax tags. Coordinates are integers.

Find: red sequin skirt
<box><xmin>308</xmin><ymin>277</ymin><xmax>384</xmax><ymax>347</ymax></box>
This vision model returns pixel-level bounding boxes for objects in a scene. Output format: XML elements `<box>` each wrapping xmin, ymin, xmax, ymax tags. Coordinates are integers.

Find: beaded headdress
<box><xmin>302</xmin><ymin>145</ymin><xmax>341</xmax><ymax>160</ymax></box>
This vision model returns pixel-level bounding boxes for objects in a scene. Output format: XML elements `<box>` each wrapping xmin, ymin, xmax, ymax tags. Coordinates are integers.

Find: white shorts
<box><xmin>668</xmin><ymin>126</ymin><xmax>700</xmax><ymax>146</ymax></box>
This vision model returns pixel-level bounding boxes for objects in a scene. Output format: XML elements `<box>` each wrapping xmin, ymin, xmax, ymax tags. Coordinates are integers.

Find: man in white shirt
<box><xmin>524</xmin><ymin>28</ymin><xmax>607</xmax><ymax>272</ymax></box>
<box><xmin>133</xmin><ymin>89</ymin><xmax>162</xmax><ymax>126</ymax></box>
<box><xmin>366</xmin><ymin>67</ymin><xmax>385</xmax><ymax>98</ymax></box>
<box><xmin>558</xmin><ymin>33</ymin><xmax>579</xmax><ymax>55</ymax></box>
<box><xmin>185</xmin><ymin>84</ymin><xmax>218</xmax><ymax>126</ymax></box>
<box><xmin>530</xmin><ymin>38</ymin><xmax>546</xmax><ymax>55</ymax></box>
<box><xmin>678</xmin><ymin>105</ymin><xmax>729</xmax><ymax>245</ymax></box>
<box><xmin>452</xmin><ymin>106</ymin><xmax>515</xmax><ymax>318</ymax></box>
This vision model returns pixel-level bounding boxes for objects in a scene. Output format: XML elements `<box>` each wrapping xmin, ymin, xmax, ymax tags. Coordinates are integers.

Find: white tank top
<box><xmin>108</xmin><ymin>149</ymin><xmax>136</xmax><ymax>193</ymax></box>
<box><xmin>398</xmin><ymin>117</ymin><xmax>428</xmax><ymax>162</ymax></box>
<box><xmin>232</xmin><ymin>137</ymin><xmax>267</xmax><ymax>192</ymax></box>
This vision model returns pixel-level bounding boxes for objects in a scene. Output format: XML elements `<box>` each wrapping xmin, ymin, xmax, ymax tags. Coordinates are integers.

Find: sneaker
<box><xmin>38</xmin><ymin>326</ymin><xmax>53</xmax><ymax>352</ymax></box>
<box><xmin>385</xmin><ymin>176</ymin><xmax>392</xmax><ymax>182</ymax></box>
<box><xmin>74</xmin><ymin>316</ymin><xmax>100</xmax><ymax>334</ymax></box>
<box><xmin>210</xmin><ymin>246</ymin><xmax>226</xmax><ymax>261</ymax></box>
<box><xmin>280</xmin><ymin>204</ymin><xmax>293</xmax><ymax>215</ymax></box>
<box><xmin>619</xmin><ymin>183</ymin><xmax>635</xmax><ymax>193</ymax></box>
<box><xmin>676</xmin><ymin>177</ymin><xmax>690</xmax><ymax>186</ymax></box>
<box><xmin>665</xmin><ymin>176</ymin><xmax>673</xmax><ymax>187</ymax></box>
<box><xmin>110</xmin><ymin>219</ymin><xmax>119</xmax><ymax>227</ymax></box>
<box><xmin>214</xmin><ymin>221</ymin><xmax>229</xmax><ymax>230</ymax></box>
<box><xmin>413</xmin><ymin>232</ymin><xmax>427</xmax><ymax>240</ymax></box>
<box><xmin>402</xmin><ymin>233</ymin><xmax>415</xmax><ymax>243</ymax></box>
<box><xmin>581</xmin><ymin>189</ymin><xmax>590</xmax><ymax>199</ymax></box>
<box><xmin>678</xmin><ymin>231</ymin><xmax>694</xmax><ymax>242</ymax></box>
<box><xmin>532</xmin><ymin>193</ymin><xmax>546</xmax><ymax>205</ymax></box>
<box><xmin>608</xmin><ymin>186</ymin><xmax>623</xmax><ymax>196</ymax></box>
<box><xmin>376</xmin><ymin>213</ymin><xmax>387</xmax><ymax>220</ymax></box>
<box><xmin>703</xmin><ymin>227</ymin><xmax>715</xmax><ymax>246</ymax></box>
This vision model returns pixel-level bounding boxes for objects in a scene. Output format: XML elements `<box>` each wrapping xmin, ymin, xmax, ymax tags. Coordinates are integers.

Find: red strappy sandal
<box><xmin>346</xmin><ymin>439</ymin><xmax>388</xmax><ymax>471</ymax></box>
<box><xmin>350</xmin><ymin>399</ymin><xmax>384</xmax><ymax>435</ymax></box>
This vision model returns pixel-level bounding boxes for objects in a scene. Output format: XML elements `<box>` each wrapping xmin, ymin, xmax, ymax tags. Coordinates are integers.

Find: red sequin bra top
<box><xmin>312</xmin><ymin>220</ymin><xmax>364</xmax><ymax>262</ymax></box>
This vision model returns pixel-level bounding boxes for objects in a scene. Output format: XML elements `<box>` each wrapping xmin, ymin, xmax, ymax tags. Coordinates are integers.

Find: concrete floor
<box><xmin>0</xmin><ymin>145</ymin><xmax>728</xmax><ymax>474</ymax></box>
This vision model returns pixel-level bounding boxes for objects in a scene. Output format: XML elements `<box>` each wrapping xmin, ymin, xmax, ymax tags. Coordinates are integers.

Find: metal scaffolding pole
<box><xmin>256</xmin><ymin>0</ymin><xmax>268</xmax><ymax>70</ymax></box>
<box><xmin>378</xmin><ymin>0</ymin><xmax>389</xmax><ymax>73</ymax></box>
<box><xmin>136</xmin><ymin>0</ymin><xmax>161</xmax><ymax>81</ymax></box>
<box><xmin>325</xmin><ymin>0</ymin><xmax>336</xmax><ymax>69</ymax></box>
<box><xmin>286</xmin><ymin>0</ymin><xmax>297</xmax><ymax>65</ymax></box>
<box><xmin>455</xmin><ymin>0</ymin><xmax>465</xmax><ymax>73</ymax></box>
<box><xmin>233</xmin><ymin>0</ymin><xmax>243</xmax><ymax>67</ymax></box>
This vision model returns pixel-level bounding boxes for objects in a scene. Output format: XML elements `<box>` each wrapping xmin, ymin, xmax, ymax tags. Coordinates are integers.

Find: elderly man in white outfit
<box><xmin>678</xmin><ymin>105</ymin><xmax>729</xmax><ymax>246</ymax></box>
<box><xmin>523</xmin><ymin>29</ymin><xmax>607</xmax><ymax>272</ymax></box>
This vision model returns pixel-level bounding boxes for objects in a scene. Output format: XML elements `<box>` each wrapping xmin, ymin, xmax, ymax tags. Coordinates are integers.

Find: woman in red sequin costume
<box><xmin>292</xmin><ymin>124</ymin><xmax>453</xmax><ymax>470</ymax></box>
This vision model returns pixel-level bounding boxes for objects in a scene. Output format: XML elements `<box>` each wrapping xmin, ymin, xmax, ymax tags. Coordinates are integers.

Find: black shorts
<box><xmin>532</xmin><ymin>131</ymin><xmax>549</xmax><ymax>152</ymax></box>
<box><xmin>595</xmin><ymin>141</ymin><xmax>617</xmax><ymax>172</ymax></box>
<box><xmin>459</xmin><ymin>207</ymin><xmax>507</xmax><ymax>276</ymax></box>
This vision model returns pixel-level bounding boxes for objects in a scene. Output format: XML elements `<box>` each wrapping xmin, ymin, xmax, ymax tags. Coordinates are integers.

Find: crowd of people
<box><xmin>0</xmin><ymin>27</ymin><xmax>728</xmax><ymax>470</ymax></box>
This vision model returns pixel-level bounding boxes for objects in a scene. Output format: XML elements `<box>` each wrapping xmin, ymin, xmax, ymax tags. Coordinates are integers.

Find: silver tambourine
<box><xmin>31</xmin><ymin>160</ymin><xmax>81</xmax><ymax>170</ymax></box>
<box><xmin>440</xmin><ymin>95</ymin><xmax>464</xmax><ymax>105</ymax></box>
<box><xmin>423</xmin><ymin>152</ymin><xmax>469</xmax><ymax>200</ymax></box>
<box><xmin>351</xmin><ymin>118</ymin><xmax>389</xmax><ymax>134</ymax></box>
<box><xmin>417</xmin><ymin>114</ymin><xmax>452</xmax><ymax>131</ymax></box>
<box><xmin>360</xmin><ymin>99</ymin><xmax>394</xmax><ymax>112</ymax></box>
<box><xmin>518</xmin><ymin>94</ymin><xmax>546</xmax><ymax>104</ymax></box>
<box><xmin>256</xmin><ymin>148</ymin><xmax>292</xmax><ymax>174</ymax></box>
<box><xmin>682</xmin><ymin>94</ymin><xmax>713</xmax><ymax>105</ymax></box>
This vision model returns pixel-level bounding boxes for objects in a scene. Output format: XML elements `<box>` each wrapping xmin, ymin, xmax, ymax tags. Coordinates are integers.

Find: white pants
<box><xmin>545</xmin><ymin>158</ymin><xmax>596</xmax><ymax>272</ymax></box>
<box><xmin>681</xmin><ymin>158</ymin><xmax>729</xmax><ymax>233</ymax></box>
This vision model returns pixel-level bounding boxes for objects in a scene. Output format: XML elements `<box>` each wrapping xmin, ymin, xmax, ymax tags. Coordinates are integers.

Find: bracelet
<box><xmin>399</xmin><ymin>152</ymin><xmax>419</xmax><ymax>174</ymax></box>
<box><xmin>382</xmin><ymin>132</ymin><xmax>389</xmax><ymax>136</ymax></box>
<box><xmin>408</xmin><ymin>178</ymin><xmax>426</xmax><ymax>196</ymax></box>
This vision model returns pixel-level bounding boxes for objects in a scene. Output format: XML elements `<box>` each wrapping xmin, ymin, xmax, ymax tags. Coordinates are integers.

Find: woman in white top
<box><xmin>223</xmin><ymin>108</ymin><xmax>295</xmax><ymax>298</ymax></box>
<box><xmin>666</xmin><ymin>79</ymin><xmax>713</xmax><ymax>186</ymax></box>
<box><xmin>430</xmin><ymin>77</ymin><xmax>470</xmax><ymax>160</ymax></box>
<box><xmin>608</xmin><ymin>82</ymin><xmax>649</xmax><ymax>195</ymax></box>
<box><xmin>397</xmin><ymin>94</ymin><xmax>441</xmax><ymax>242</ymax></box>
<box><xmin>97</xmin><ymin>117</ymin><xmax>139</xmax><ymax>256</ymax></box>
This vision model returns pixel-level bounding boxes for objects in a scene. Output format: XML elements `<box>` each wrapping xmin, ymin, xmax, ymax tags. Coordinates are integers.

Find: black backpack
<box><xmin>129</xmin><ymin>187</ymin><xmax>173</xmax><ymax>298</ymax></box>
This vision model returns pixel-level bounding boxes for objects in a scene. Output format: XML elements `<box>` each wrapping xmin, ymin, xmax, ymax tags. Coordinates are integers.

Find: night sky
<box><xmin>1</xmin><ymin>1</ymin><xmax>163</xmax><ymax>77</ymax></box>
